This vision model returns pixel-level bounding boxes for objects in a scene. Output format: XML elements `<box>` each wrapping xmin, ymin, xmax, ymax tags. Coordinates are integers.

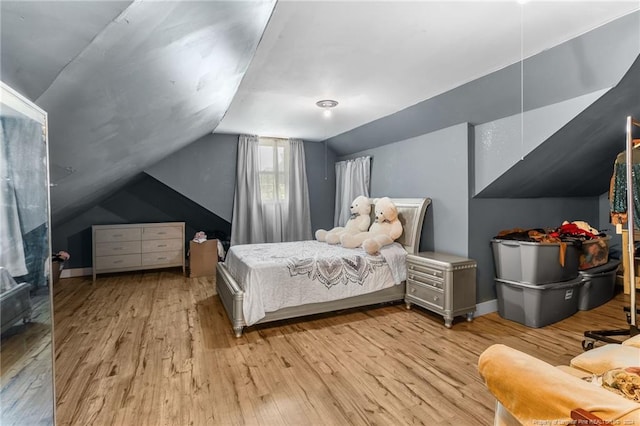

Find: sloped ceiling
<box><xmin>477</xmin><ymin>53</ymin><xmax>640</xmax><ymax>198</ymax></box>
<box><xmin>2</xmin><ymin>1</ymin><xmax>639</xmax><ymax>226</ymax></box>
<box><xmin>1</xmin><ymin>1</ymin><xmax>276</xmax><ymax>224</ymax></box>
<box><xmin>0</xmin><ymin>1</ymin><xmax>132</xmax><ymax>100</ymax></box>
<box><xmin>217</xmin><ymin>1</ymin><xmax>639</xmax><ymax>142</ymax></box>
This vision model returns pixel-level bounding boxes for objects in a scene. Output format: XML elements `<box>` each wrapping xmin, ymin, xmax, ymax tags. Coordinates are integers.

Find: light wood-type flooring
<box><xmin>52</xmin><ymin>269</ymin><xmax>633</xmax><ymax>425</ymax></box>
<box><xmin>1</xmin><ymin>287</ymin><xmax>55</xmax><ymax>426</ymax></box>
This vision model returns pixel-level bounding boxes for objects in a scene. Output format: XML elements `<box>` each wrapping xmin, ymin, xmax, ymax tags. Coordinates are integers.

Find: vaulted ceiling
<box><xmin>1</xmin><ymin>1</ymin><xmax>638</xmax><ymax>224</ymax></box>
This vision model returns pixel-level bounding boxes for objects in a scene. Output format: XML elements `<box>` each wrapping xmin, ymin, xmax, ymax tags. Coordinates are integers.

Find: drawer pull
<box><xmin>409</xmin><ymin>265</ymin><xmax>414</xmax><ymax>270</ymax></box>
<box><xmin>158</xmin><ymin>232</ymin><xmax>166</xmax><ymax>235</ymax></box>
<box><xmin>114</xmin><ymin>260</ymin><xmax>123</xmax><ymax>264</ymax></box>
<box><xmin>410</xmin><ymin>288</ymin><xmax>416</xmax><ymax>294</ymax></box>
<box><xmin>113</xmin><ymin>234</ymin><xmax>123</xmax><ymax>238</ymax></box>
<box><xmin>409</xmin><ymin>274</ymin><xmax>414</xmax><ymax>280</ymax></box>
<box><xmin>113</xmin><ymin>247</ymin><xmax>122</xmax><ymax>251</ymax></box>
<box><xmin>157</xmin><ymin>257</ymin><xmax>167</xmax><ymax>260</ymax></box>
<box><xmin>433</xmin><ymin>296</ymin><xmax>439</xmax><ymax>302</ymax></box>
<box><xmin>158</xmin><ymin>244</ymin><xmax>167</xmax><ymax>248</ymax></box>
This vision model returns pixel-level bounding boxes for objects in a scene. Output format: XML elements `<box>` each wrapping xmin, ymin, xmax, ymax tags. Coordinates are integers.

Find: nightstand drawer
<box><xmin>407</xmin><ymin>268</ymin><xmax>443</xmax><ymax>288</ymax></box>
<box><xmin>406</xmin><ymin>280</ymin><xmax>444</xmax><ymax>309</ymax></box>
<box><xmin>407</xmin><ymin>262</ymin><xmax>443</xmax><ymax>279</ymax></box>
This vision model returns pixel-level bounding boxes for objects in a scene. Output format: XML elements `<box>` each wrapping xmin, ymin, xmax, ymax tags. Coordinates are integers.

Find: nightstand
<box><xmin>405</xmin><ymin>251</ymin><xmax>477</xmax><ymax>328</ymax></box>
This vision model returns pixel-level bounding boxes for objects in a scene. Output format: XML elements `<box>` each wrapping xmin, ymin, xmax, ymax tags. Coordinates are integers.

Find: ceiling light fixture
<box><xmin>316</xmin><ymin>99</ymin><xmax>338</xmax><ymax>118</ymax></box>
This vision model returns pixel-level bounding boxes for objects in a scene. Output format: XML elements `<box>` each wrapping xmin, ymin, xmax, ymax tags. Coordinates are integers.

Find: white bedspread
<box><xmin>224</xmin><ymin>241</ymin><xmax>407</xmax><ymax>325</ymax></box>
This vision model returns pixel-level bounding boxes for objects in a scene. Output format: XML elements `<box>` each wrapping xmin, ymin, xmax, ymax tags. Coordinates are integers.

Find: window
<box><xmin>258</xmin><ymin>138</ymin><xmax>289</xmax><ymax>202</ymax></box>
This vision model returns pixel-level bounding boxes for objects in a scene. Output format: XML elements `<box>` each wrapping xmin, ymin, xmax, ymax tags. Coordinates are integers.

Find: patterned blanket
<box><xmin>224</xmin><ymin>241</ymin><xmax>406</xmax><ymax>325</ymax></box>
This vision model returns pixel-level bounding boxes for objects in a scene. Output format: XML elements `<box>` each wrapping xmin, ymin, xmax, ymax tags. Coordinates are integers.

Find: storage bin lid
<box><xmin>578</xmin><ymin>259</ymin><xmax>621</xmax><ymax>276</ymax></box>
<box><xmin>495</xmin><ymin>276</ymin><xmax>584</xmax><ymax>291</ymax></box>
<box><xmin>491</xmin><ymin>238</ymin><xmax>576</xmax><ymax>247</ymax></box>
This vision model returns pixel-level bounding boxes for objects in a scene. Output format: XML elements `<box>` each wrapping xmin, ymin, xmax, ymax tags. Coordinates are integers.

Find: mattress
<box><xmin>224</xmin><ymin>240</ymin><xmax>407</xmax><ymax>325</ymax></box>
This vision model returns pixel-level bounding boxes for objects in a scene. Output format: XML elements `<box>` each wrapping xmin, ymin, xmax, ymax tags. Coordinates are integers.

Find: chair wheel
<box><xmin>582</xmin><ymin>340</ymin><xmax>595</xmax><ymax>351</ymax></box>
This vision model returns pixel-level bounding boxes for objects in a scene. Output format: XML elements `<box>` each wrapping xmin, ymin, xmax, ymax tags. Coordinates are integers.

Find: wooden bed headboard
<box><xmin>369</xmin><ymin>198</ymin><xmax>431</xmax><ymax>254</ymax></box>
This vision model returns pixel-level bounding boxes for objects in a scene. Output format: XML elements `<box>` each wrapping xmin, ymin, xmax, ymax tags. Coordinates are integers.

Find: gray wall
<box><xmin>146</xmin><ymin>133</ymin><xmax>238</xmax><ymax>222</ymax></box>
<box><xmin>339</xmin><ymin>123</ymin><xmax>470</xmax><ymax>256</ymax></box>
<box><xmin>468</xmin><ymin>197</ymin><xmax>600</xmax><ymax>303</ymax></box>
<box><xmin>600</xmin><ymin>191</ymin><xmax>622</xmax><ymax>259</ymax></box>
<box><xmin>303</xmin><ymin>141</ymin><xmax>337</xmax><ymax>235</ymax></box>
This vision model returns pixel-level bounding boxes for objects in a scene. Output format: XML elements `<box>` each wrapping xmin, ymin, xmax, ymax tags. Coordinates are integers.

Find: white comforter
<box><xmin>224</xmin><ymin>241</ymin><xmax>407</xmax><ymax>325</ymax></box>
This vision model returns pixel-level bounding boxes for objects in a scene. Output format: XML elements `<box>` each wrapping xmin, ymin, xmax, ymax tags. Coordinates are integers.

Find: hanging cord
<box><xmin>520</xmin><ymin>2</ymin><xmax>525</xmax><ymax>160</ymax></box>
<box><xmin>627</xmin><ymin>116</ymin><xmax>640</xmax><ymax>329</ymax></box>
<box><xmin>324</xmin><ymin>139</ymin><xmax>328</xmax><ymax>181</ymax></box>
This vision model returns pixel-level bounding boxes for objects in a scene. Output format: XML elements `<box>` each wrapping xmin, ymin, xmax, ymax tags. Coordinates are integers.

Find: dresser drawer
<box><xmin>141</xmin><ymin>225</ymin><xmax>183</xmax><ymax>240</ymax></box>
<box><xmin>141</xmin><ymin>250</ymin><xmax>183</xmax><ymax>267</ymax></box>
<box><xmin>95</xmin><ymin>227</ymin><xmax>141</xmax><ymax>243</ymax></box>
<box><xmin>95</xmin><ymin>254</ymin><xmax>142</xmax><ymax>270</ymax></box>
<box><xmin>406</xmin><ymin>280</ymin><xmax>444</xmax><ymax>309</ymax></box>
<box><xmin>142</xmin><ymin>238</ymin><xmax>182</xmax><ymax>253</ymax></box>
<box><xmin>407</xmin><ymin>262</ymin><xmax>443</xmax><ymax>279</ymax></box>
<box><xmin>95</xmin><ymin>241</ymin><xmax>141</xmax><ymax>257</ymax></box>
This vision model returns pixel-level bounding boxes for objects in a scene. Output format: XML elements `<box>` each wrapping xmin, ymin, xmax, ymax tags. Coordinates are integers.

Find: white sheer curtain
<box><xmin>334</xmin><ymin>156</ymin><xmax>371</xmax><ymax>227</ymax></box>
<box><xmin>231</xmin><ymin>135</ymin><xmax>312</xmax><ymax>245</ymax></box>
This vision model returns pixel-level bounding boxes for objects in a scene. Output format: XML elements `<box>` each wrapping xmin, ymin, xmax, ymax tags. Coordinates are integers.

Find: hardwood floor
<box><xmin>53</xmin><ymin>270</ymin><xmax>633</xmax><ymax>425</ymax></box>
<box><xmin>1</xmin><ymin>288</ymin><xmax>55</xmax><ymax>426</ymax></box>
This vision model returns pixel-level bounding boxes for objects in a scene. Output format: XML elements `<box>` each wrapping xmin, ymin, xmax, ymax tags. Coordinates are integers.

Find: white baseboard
<box><xmin>475</xmin><ymin>299</ymin><xmax>498</xmax><ymax>316</ymax></box>
<box><xmin>60</xmin><ymin>267</ymin><xmax>93</xmax><ymax>278</ymax></box>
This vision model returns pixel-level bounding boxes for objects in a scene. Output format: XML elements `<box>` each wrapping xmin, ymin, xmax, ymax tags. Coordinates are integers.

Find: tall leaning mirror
<box><xmin>0</xmin><ymin>81</ymin><xmax>55</xmax><ymax>425</ymax></box>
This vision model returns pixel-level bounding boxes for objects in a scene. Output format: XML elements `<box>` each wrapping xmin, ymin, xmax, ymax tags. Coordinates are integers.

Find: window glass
<box><xmin>258</xmin><ymin>138</ymin><xmax>288</xmax><ymax>202</ymax></box>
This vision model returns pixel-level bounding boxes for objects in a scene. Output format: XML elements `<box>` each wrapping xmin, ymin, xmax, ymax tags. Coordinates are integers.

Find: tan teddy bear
<box><xmin>315</xmin><ymin>195</ymin><xmax>371</xmax><ymax>244</ymax></box>
<box><xmin>340</xmin><ymin>197</ymin><xmax>403</xmax><ymax>254</ymax></box>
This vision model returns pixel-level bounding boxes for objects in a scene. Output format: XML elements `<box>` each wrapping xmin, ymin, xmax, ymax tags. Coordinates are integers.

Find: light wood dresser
<box><xmin>405</xmin><ymin>251</ymin><xmax>477</xmax><ymax>328</ymax></box>
<box><xmin>92</xmin><ymin>222</ymin><xmax>185</xmax><ymax>282</ymax></box>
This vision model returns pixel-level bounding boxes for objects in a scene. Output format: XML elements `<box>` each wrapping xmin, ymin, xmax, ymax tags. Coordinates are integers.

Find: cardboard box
<box><xmin>189</xmin><ymin>239</ymin><xmax>217</xmax><ymax>278</ymax></box>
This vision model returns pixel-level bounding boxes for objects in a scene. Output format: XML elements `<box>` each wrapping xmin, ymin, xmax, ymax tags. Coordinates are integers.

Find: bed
<box><xmin>216</xmin><ymin>197</ymin><xmax>431</xmax><ymax>337</ymax></box>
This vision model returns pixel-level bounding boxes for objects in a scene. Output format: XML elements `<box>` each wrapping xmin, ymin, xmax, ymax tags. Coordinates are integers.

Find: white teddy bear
<box><xmin>340</xmin><ymin>197</ymin><xmax>403</xmax><ymax>254</ymax></box>
<box><xmin>315</xmin><ymin>195</ymin><xmax>371</xmax><ymax>244</ymax></box>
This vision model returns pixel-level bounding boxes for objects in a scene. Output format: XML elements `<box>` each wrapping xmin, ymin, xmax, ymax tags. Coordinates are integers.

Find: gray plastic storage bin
<box><xmin>577</xmin><ymin>259</ymin><xmax>620</xmax><ymax>310</ymax></box>
<box><xmin>491</xmin><ymin>239</ymin><xmax>579</xmax><ymax>284</ymax></box>
<box><xmin>495</xmin><ymin>276</ymin><xmax>583</xmax><ymax>328</ymax></box>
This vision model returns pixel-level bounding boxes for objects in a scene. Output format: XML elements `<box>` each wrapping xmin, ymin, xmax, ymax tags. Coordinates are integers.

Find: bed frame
<box><xmin>216</xmin><ymin>197</ymin><xmax>431</xmax><ymax>337</ymax></box>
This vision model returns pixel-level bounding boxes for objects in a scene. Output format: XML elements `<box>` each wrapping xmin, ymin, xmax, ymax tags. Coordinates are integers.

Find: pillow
<box><xmin>571</xmin><ymin>345</ymin><xmax>640</xmax><ymax>375</ymax></box>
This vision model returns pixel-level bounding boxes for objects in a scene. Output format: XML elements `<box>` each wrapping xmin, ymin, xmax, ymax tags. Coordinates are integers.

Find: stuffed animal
<box><xmin>340</xmin><ymin>197</ymin><xmax>403</xmax><ymax>254</ymax></box>
<box><xmin>315</xmin><ymin>195</ymin><xmax>371</xmax><ymax>244</ymax></box>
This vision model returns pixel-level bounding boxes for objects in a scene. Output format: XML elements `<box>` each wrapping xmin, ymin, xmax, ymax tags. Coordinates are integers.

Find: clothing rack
<box><xmin>582</xmin><ymin>116</ymin><xmax>640</xmax><ymax>349</ymax></box>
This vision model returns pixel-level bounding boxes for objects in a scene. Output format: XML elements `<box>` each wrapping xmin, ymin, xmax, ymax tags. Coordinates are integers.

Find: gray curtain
<box><xmin>231</xmin><ymin>135</ymin><xmax>266</xmax><ymax>246</ymax></box>
<box><xmin>231</xmin><ymin>136</ymin><xmax>312</xmax><ymax>245</ymax></box>
<box><xmin>334</xmin><ymin>156</ymin><xmax>371</xmax><ymax>226</ymax></box>
<box><xmin>283</xmin><ymin>139</ymin><xmax>312</xmax><ymax>242</ymax></box>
